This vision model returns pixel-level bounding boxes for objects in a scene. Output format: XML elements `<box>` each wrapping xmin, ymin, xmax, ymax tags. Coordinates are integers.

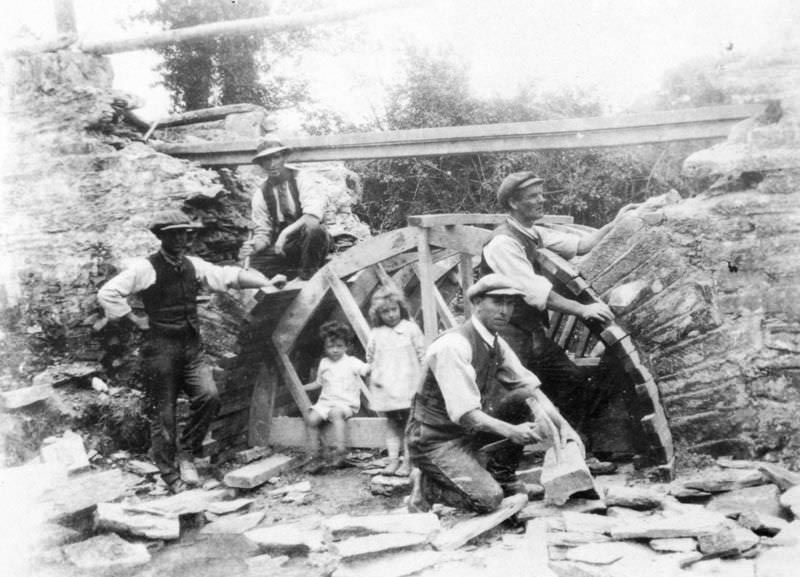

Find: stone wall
<box><xmin>579</xmin><ymin>87</ymin><xmax>800</xmax><ymax>465</ymax></box>
<box><xmin>1</xmin><ymin>50</ymin><xmax>253</xmax><ymax>391</ymax></box>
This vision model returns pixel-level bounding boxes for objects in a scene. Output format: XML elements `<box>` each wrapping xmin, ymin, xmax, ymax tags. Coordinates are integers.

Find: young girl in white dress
<box><xmin>367</xmin><ymin>287</ymin><xmax>425</xmax><ymax>476</ymax></box>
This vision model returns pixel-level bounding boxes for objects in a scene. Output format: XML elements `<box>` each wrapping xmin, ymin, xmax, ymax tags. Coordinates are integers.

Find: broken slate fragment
<box><xmin>235</xmin><ymin>445</ymin><xmax>272</xmax><ymax>465</ymax></box>
<box><xmin>603</xmin><ymin>485</ymin><xmax>663</xmax><ymax>510</ymax></box>
<box><xmin>201</xmin><ymin>510</ymin><xmax>265</xmax><ymax>535</ymax></box>
<box><xmin>245</xmin><ymin>523</ymin><xmax>326</xmax><ymax>555</ymax></box>
<box><xmin>323</xmin><ymin>512</ymin><xmax>440</xmax><ymax>540</ymax></box>
<box><xmin>224</xmin><ymin>454</ymin><xmax>298</xmax><ymax>489</ymax></box>
<box><xmin>565</xmin><ymin>542</ymin><xmax>628</xmax><ymax>565</ymax></box>
<box><xmin>267</xmin><ymin>480</ymin><xmax>311</xmax><ymax>497</ymax></box>
<box><xmin>696</xmin><ymin>525</ymin><xmax>759</xmax><ymax>555</ymax></box>
<box><xmin>649</xmin><ymin>537</ymin><xmax>698</xmax><ymax>553</ymax></box>
<box><xmin>779</xmin><ymin>485</ymin><xmax>800</xmax><ymax>517</ymax></box>
<box><xmin>518</xmin><ymin>498</ymin><xmax>607</xmax><ymax>521</ymax></box>
<box><xmin>125</xmin><ymin>460</ymin><xmax>160</xmax><ymax>476</ymax></box>
<box><xmin>62</xmin><ymin>533</ymin><xmax>150</xmax><ymax>570</ymax></box>
<box><xmin>736</xmin><ymin>510</ymin><xmax>789</xmax><ymax>536</ymax></box>
<box><xmin>610</xmin><ymin>510</ymin><xmax>729</xmax><ymax>540</ymax></box>
<box><xmin>707</xmin><ymin>483</ymin><xmax>783</xmax><ymax>518</ymax></box>
<box><xmin>331</xmin><ymin>550</ymin><xmax>450</xmax><ymax>577</ymax></box>
<box><xmin>32</xmin><ymin>362</ymin><xmax>103</xmax><ymax>388</ymax></box>
<box><xmin>369</xmin><ymin>474</ymin><xmax>411</xmax><ymax>496</ymax></box>
<box><xmin>331</xmin><ymin>532</ymin><xmax>429</xmax><ymax>561</ymax></box>
<box><xmin>679</xmin><ymin>469</ymin><xmax>766</xmax><ymax>493</ymax></box>
<box><xmin>206</xmin><ymin>497</ymin><xmax>255</xmax><ymax>515</ymax></box>
<box><xmin>39</xmin><ymin>430</ymin><xmax>91</xmax><ymax>475</ymax></box>
<box><xmin>0</xmin><ymin>383</ymin><xmax>52</xmax><ymax>410</ymax></box>
<box><xmin>94</xmin><ymin>502</ymin><xmax>180</xmax><ymax>540</ymax></box>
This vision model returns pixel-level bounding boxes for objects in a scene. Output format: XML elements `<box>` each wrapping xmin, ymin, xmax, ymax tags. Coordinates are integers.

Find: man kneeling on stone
<box><xmin>98</xmin><ymin>210</ymin><xmax>285</xmax><ymax>494</ymax></box>
<box><xmin>407</xmin><ymin>274</ymin><xmax>578</xmax><ymax>513</ymax></box>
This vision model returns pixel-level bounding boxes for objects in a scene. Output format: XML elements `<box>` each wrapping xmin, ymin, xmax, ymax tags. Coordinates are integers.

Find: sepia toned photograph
<box><xmin>1</xmin><ymin>1</ymin><xmax>799</xmax><ymax>575</ymax></box>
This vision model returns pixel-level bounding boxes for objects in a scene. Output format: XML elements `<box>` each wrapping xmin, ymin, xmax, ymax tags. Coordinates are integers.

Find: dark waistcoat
<box><xmin>261</xmin><ymin>171</ymin><xmax>302</xmax><ymax>239</ymax></box>
<box><xmin>140</xmin><ymin>252</ymin><xmax>200</xmax><ymax>335</ymax></box>
<box><xmin>411</xmin><ymin>320</ymin><xmax>504</xmax><ymax>436</ymax></box>
<box><xmin>479</xmin><ymin>222</ymin><xmax>548</xmax><ymax>329</ymax></box>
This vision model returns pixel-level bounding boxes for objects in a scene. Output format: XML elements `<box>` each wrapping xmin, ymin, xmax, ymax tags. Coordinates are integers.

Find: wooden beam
<box><xmin>416</xmin><ymin>227</ymin><xmax>438</xmax><ymax>344</ymax></box>
<box><xmin>153</xmin><ymin>104</ymin><xmax>765</xmax><ymax>166</ymax></box>
<box><xmin>408</xmin><ymin>214</ymin><xmax>506</xmax><ymax>228</ymax></box>
<box><xmin>426</xmin><ymin>225</ymin><xmax>492</xmax><ymax>256</ymax></box>
<box><xmin>327</xmin><ymin>227</ymin><xmax>418</xmax><ymax>278</ymax></box>
<box><xmin>153</xmin><ymin>104</ymin><xmax>264</xmax><ymax>128</ymax></box>
<box><xmin>459</xmin><ymin>253</ymin><xmax>474</xmax><ymax>318</ymax></box>
<box><xmin>274</xmin><ymin>349</ymin><xmax>312</xmax><ymax>415</ymax></box>
<box><xmin>269</xmin><ymin>416</ymin><xmax>388</xmax><ymax>449</ymax></box>
<box><xmin>80</xmin><ymin>0</ymin><xmax>411</xmax><ymax>54</ymax></box>
<box><xmin>433</xmin><ymin>286</ymin><xmax>457</xmax><ymax>329</ymax></box>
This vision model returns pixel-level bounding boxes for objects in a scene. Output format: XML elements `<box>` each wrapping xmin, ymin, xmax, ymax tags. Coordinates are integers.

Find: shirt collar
<box><xmin>159</xmin><ymin>249</ymin><xmax>184</xmax><ymax>268</ymax></box>
<box><xmin>470</xmin><ymin>316</ymin><xmax>496</xmax><ymax>347</ymax></box>
<box><xmin>507</xmin><ymin>216</ymin><xmax>541</xmax><ymax>243</ymax></box>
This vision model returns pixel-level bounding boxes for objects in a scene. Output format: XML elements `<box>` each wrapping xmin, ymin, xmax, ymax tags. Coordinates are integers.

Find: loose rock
<box><xmin>62</xmin><ymin>533</ymin><xmax>150</xmax><ymax>570</ymax></box>
<box><xmin>224</xmin><ymin>454</ymin><xmax>298</xmax><ymax>490</ymax></box>
<box><xmin>201</xmin><ymin>510</ymin><xmax>266</xmax><ymax>534</ymax></box>
<box><xmin>696</xmin><ymin>525</ymin><xmax>759</xmax><ymax>555</ymax></box>
<box><xmin>603</xmin><ymin>485</ymin><xmax>663</xmax><ymax>510</ymax></box>
<box><xmin>95</xmin><ymin>502</ymin><xmax>180</xmax><ymax>540</ymax></box>
<box><xmin>649</xmin><ymin>537</ymin><xmax>698</xmax><ymax>553</ymax></box>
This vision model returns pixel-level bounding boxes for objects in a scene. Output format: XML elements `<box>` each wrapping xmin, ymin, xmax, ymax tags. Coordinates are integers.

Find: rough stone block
<box><xmin>63</xmin><ymin>533</ymin><xmax>150</xmax><ymax>570</ymax></box>
<box><xmin>224</xmin><ymin>454</ymin><xmax>297</xmax><ymax>489</ymax></box>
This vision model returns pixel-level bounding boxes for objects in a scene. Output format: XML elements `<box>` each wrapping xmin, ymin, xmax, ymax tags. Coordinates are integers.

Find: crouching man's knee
<box><xmin>470</xmin><ymin>482</ymin><xmax>504</xmax><ymax>514</ymax></box>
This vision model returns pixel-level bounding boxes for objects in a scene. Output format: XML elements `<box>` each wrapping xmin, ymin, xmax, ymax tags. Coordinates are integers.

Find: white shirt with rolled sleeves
<box><xmin>97</xmin><ymin>256</ymin><xmax>243</xmax><ymax>319</ymax></box>
<box><xmin>482</xmin><ymin>217</ymin><xmax>580</xmax><ymax>310</ymax></box>
<box><xmin>250</xmin><ymin>167</ymin><xmax>328</xmax><ymax>249</ymax></box>
<box><xmin>423</xmin><ymin>316</ymin><xmax>541</xmax><ymax>424</ymax></box>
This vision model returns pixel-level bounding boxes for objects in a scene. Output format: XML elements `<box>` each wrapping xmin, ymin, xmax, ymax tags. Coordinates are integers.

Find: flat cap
<box><xmin>466</xmin><ymin>273</ymin><xmax>525</xmax><ymax>301</ymax></box>
<box><xmin>252</xmin><ymin>139</ymin><xmax>291</xmax><ymax>162</ymax></box>
<box><xmin>148</xmin><ymin>209</ymin><xmax>203</xmax><ymax>235</ymax></box>
<box><xmin>497</xmin><ymin>171</ymin><xmax>544</xmax><ymax>208</ymax></box>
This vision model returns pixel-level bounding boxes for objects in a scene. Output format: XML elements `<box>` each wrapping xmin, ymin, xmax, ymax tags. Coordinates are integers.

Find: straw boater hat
<box><xmin>148</xmin><ymin>209</ymin><xmax>204</xmax><ymax>235</ymax></box>
<box><xmin>252</xmin><ymin>139</ymin><xmax>291</xmax><ymax>163</ymax></box>
<box><xmin>496</xmin><ymin>171</ymin><xmax>545</xmax><ymax>208</ymax></box>
<box><xmin>466</xmin><ymin>274</ymin><xmax>525</xmax><ymax>301</ymax></box>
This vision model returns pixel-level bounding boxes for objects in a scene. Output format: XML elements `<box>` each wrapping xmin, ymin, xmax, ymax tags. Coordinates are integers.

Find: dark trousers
<box><xmin>500</xmin><ymin>323</ymin><xmax>589</xmax><ymax>431</ymax></box>
<box><xmin>142</xmin><ymin>332</ymin><xmax>220</xmax><ymax>484</ymax></box>
<box><xmin>407</xmin><ymin>388</ymin><xmax>534</xmax><ymax>513</ymax></box>
<box><xmin>258</xmin><ymin>221</ymin><xmax>331</xmax><ymax>280</ymax></box>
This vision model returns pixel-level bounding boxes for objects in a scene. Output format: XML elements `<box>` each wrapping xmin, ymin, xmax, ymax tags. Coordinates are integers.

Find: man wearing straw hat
<box><xmin>240</xmin><ymin>140</ymin><xmax>332</xmax><ymax>281</ymax></box>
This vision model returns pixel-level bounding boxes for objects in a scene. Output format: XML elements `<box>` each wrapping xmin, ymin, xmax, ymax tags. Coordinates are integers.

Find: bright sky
<box><xmin>3</xmin><ymin>0</ymin><xmax>799</xmax><ymax>125</ymax></box>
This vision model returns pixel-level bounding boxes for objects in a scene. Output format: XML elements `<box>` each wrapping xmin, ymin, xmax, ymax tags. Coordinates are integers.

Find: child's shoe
<box><xmin>329</xmin><ymin>449</ymin><xmax>349</xmax><ymax>469</ymax></box>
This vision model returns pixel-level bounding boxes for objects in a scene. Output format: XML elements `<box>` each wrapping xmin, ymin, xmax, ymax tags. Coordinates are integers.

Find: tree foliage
<box><xmin>351</xmin><ymin>48</ymin><xmax>697</xmax><ymax>232</ymax></box>
<box><xmin>141</xmin><ymin>0</ymin><xmax>317</xmax><ymax>111</ymax></box>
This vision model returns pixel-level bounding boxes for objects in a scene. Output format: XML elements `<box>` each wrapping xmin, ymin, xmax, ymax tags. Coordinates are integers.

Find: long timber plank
<box><xmin>153</xmin><ymin>104</ymin><xmax>764</xmax><ymax>166</ymax></box>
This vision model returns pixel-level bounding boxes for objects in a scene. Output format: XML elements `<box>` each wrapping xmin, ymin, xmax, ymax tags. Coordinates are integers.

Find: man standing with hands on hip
<box><xmin>98</xmin><ymin>209</ymin><xmax>285</xmax><ymax>493</ymax></box>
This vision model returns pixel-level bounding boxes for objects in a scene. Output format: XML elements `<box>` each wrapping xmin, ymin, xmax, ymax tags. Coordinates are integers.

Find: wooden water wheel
<box><xmin>211</xmin><ymin>213</ymin><xmax>673</xmax><ymax>474</ymax></box>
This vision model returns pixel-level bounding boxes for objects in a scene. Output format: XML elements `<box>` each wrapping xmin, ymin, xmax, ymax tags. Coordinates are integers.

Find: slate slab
<box><xmin>95</xmin><ymin>502</ymin><xmax>180</xmax><ymax>540</ymax></box>
<box><xmin>224</xmin><ymin>454</ymin><xmax>298</xmax><ymax>489</ymax></box>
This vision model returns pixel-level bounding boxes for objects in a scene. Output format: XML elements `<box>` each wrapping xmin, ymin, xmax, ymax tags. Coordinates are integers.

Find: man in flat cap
<box><xmin>240</xmin><ymin>140</ymin><xmax>332</xmax><ymax>281</ymax></box>
<box><xmin>481</xmin><ymin>171</ymin><xmax>637</xmax><ymax>438</ymax></box>
<box><xmin>98</xmin><ymin>209</ymin><xmax>285</xmax><ymax>493</ymax></box>
<box><xmin>407</xmin><ymin>273</ymin><xmax>576</xmax><ymax>513</ymax></box>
